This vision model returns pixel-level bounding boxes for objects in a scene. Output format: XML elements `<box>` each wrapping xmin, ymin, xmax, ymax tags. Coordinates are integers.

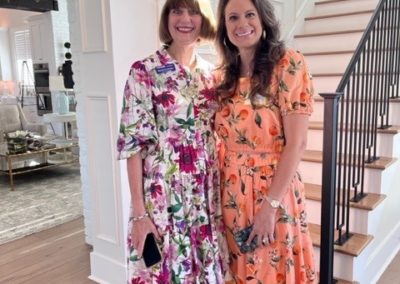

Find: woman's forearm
<box><xmin>127</xmin><ymin>153</ymin><xmax>147</xmax><ymax>216</ymax></box>
<box><xmin>267</xmin><ymin>114</ymin><xmax>309</xmax><ymax>202</ymax></box>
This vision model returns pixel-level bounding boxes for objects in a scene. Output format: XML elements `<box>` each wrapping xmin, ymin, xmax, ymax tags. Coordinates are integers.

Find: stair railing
<box><xmin>319</xmin><ymin>0</ymin><xmax>400</xmax><ymax>283</ymax></box>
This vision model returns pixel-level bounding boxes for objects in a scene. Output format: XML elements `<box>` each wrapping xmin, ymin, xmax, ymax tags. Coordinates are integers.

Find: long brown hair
<box><xmin>159</xmin><ymin>0</ymin><xmax>216</xmax><ymax>45</ymax></box>
<box><xmin>216</xmin><ymin>0</ymin><xmax>285</xmax><ymax>106</ymax></box>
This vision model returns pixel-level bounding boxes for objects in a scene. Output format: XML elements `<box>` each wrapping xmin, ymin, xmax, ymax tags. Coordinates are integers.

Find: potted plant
<box><xmin>4</xmin><ymin>130</ymin><xmax>29</xmax><ymax>154</ymax></box>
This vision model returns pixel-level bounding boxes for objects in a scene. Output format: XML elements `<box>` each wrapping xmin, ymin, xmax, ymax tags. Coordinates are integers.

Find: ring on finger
<box><xmin>262</xmin><ymin>237</ymin><xmax>269</xmax><ymax>245</ymax></box>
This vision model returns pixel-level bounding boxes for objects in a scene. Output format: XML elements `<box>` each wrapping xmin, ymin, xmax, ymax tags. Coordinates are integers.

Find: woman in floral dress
<box><xmin>117</xmin><ymin>0</ymin><xmax>230</xmax><ymax>283</ymax></box>
<box><xmin>214</xmin><ymin>0</ymin><xmax>317</xmax><ymax>283</ymax></box>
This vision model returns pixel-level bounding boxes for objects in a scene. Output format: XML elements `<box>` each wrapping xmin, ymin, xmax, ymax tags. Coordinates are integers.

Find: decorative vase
<box><xmin>57</xmin><ymin>92</ymin><xmax>69</xmax><ymax>114</ymax></box>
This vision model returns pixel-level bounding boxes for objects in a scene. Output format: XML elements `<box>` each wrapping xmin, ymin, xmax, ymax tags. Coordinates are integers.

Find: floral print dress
<box><xmin>117</xmin><ymin>47</ymin><xmax>229</xmax><ymax>283</ymax></box>
<box><xmin>215</xmin><ymin>49</ymin><xmax>317</xmax><ymax>284</ymax></box>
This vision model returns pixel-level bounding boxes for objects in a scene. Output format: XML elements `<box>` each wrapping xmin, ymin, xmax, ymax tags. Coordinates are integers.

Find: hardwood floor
<box><xmin>0</xmin><ymin>217</ymin><xmax>398</xmax><ymax>283</ymax></box>
<box><xmin>0</xmin><ymin>217</ymin><xmax>94</xmax><ymax>284</ymax></box>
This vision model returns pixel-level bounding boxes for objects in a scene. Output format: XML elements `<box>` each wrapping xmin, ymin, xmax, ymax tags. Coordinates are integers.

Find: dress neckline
<box><xmin>161</xmin><ymin>46</ymin><xmax>199</xmax><ymax>72</ymax></box>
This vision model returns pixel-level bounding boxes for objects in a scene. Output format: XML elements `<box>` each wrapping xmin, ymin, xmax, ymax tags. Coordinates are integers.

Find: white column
<box><xmin>67</xmin><ymin>0</ymin><xmax>159</xmax><ymax>283</ymax></box>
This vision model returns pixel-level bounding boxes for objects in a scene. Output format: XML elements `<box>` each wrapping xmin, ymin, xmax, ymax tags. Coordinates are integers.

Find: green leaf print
<box><xmin>129</xmin><ymin>254</ymin><xmax>140</xmax><ymax>262</ymax></box>
<box><xmin>288</xmin><ymin>57</ymin><xmax>301</xmax><ymax>75</ymax></box>
<box><xmin>166</xmin><ymin>163</ymin><xmax>178</xmax><ymax>178</ymax></box>
<box><xmin>255</xmin><ymin>112</ymin><xmax>262</xmax><ymax>128</ymax></box>
<box><xmin>173</xmin><ymin>191</ymin><xmax>181</xmax><ymax>203</ymax></box>
<box><xmin>186</xmin><ymin>102</ymin><xmax>193</xmax><ymax>118</ymax></box>
<box><xmin>170</xmin><ymin>203</ymin><xmax>182</xmax><ymax>213</ymax></box>
<box><xmin>172</xmin><ymin>270</ymin><xmax>182</xmax><ymax>284</ymax></box>
<box><xmin>241</xmin><ymin>181</ymin><xmax>246</xmax><ymax>195</ymax></box>
<box><xmin>279</xmin><ymin>80</ymin><xmax>289</xmax><ymax>93</ymax></box>
<box><xmin>119</xmin><ymin>124</ymin><xmax>125</xmax><ymax>135</ymax></box>
<box><xmin>278</xmin><ymin>212</ymin><xmax>296</xmax><ymax>225</ymax></box>
<box><xmin>175</xmin><ymin>117</ymin><xmax>195</xmax><ymax>131</ymax></box>
<box><xmin>175</xmin><ymin>118</ymin><xmax>188</xmax><ymax>125</ymax></box>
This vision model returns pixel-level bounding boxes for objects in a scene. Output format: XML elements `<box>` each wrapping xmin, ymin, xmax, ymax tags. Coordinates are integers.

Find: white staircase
<box><xmin>292</xmin><ymin>0</ymin><xmax>400</xmax><ymax>283</ymax></box>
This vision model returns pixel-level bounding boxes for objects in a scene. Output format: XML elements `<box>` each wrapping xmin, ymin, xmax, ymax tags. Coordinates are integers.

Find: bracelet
<box><xmin>131</xmin><ymin>212</ymin><xmax>149</xmax><ymax>222</ymax></box>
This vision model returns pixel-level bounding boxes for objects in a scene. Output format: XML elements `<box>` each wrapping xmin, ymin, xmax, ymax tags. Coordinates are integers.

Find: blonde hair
<box><xmin>159</xmin><ymin>0</ymin><xmax>216</xmax><ymax>45</ymax></box>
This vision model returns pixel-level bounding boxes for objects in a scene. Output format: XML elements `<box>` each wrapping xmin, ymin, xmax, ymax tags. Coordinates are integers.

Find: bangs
<box><xmin>169</xmin><ymin>0</ymin><xmax>201</xmax><ymax>11</ymax></box>
<box><xmin>159</xmin><ymin>0</ymin><xmax>216</xmax><ymax>44</ymax></box>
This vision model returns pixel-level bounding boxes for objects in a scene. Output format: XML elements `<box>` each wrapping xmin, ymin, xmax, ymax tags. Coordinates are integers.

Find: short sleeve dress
<box><xmin>215</xmin><ymin>49</ymin><xmax>317</xmax><ymax>284</ymax></box>
<box><xmin>117</xmin><ymin>47</ymin><xmax>229</xmax><ymax>283</ymax></box>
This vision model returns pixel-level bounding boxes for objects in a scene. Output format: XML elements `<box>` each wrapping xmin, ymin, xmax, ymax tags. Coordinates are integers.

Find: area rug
<box><xmin>0</xmin><ymin>163</ymin><xmax>82</xmax><ymax>245</ymax></box>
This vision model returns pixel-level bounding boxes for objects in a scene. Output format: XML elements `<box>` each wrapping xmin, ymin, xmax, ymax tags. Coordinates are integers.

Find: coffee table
<box><xmin>0</xmin><ymin>142</ymin><xmax>79</xmax><ymax>191</ymax></box>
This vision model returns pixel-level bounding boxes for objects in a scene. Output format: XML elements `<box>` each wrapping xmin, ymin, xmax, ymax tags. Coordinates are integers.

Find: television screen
<box><xmin>0</xmin><ymin>0</ymin><xmax>58</xmax><ymax>12</ymax></box>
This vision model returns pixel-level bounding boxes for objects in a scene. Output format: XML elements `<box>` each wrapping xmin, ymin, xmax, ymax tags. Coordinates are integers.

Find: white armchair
<box><xmin>0</xmin><ymin>103</ymin><xmax>47</xmax><ymax>142</ymax></box>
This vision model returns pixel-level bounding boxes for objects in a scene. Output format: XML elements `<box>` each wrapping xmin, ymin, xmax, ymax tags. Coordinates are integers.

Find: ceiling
<box><xmin>0</xmin><ymin>8</ymin><xmax>40</xmax><ymax>28</ymax></box>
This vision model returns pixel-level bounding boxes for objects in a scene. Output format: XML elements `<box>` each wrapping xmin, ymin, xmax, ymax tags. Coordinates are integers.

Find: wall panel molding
<box><xmin>79</xmin><ymin>0</ymin><xmax>107</xmax><ymax>52</ymax></box>
<box><xmin>86</xmin><ymin>94</ymin><xmax>121</xmax><ymax>245</ymax></box>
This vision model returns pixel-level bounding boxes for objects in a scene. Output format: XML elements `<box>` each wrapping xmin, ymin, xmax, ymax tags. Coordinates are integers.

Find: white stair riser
<box><xmin>306</xmin><ymin>199</ymin><xmax>386</xmax><ymax>235</ymax></box>
<box><xmin>307</xmin><ymin>128</ymin><xmax>397</xmax><ymax>157</ymax></box>
<box><xmin>313</xmin><ymin>76</ymin><xmax>342</xmax><ymax>94</ymax></box>
<box><xmin>299</xmin><ymin>161</ymin><xmax>385</xmax><ymax>195</ymax></box>
<box><xmin>307</xmin><ymin>53</ymin><xmax>353</xmax><ymax>75</ymax></box>
<box><xmin>313</xmin><ymin>0</ymin><xmax>379</xmax><ymax>17</ymax></box>
<box><xmin>311</xmin><ymin>100</ymin><xmax>399</xmax><ymax>125</ymax></box>
<box><xmin>312</xmin><ymin>247</ymin><xmax>356</xmax><ymax>281</ymax></box>
<box><xmin>307</xmin><ymin>200</ymin><xmax>368</xmax><ymax>234</ymax></box>
<box><xmin>303</xmin><ymin>13</ymin><xmax>372</xmax><ymax>34</ymax></box>
<box><xmin>294</xmin><ymin>33</ymin><xmax>363</xmax><ymax>54</ymax></box>
<box><xmin>389</xmin><ymin>102</ymin><xmax>400</xmax><ymax>125</ymax></box>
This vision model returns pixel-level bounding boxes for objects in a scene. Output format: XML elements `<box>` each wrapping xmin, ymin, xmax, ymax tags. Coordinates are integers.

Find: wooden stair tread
<box><xmin>306</xmin><ymin>10</ymin><xmax>374</xmax><ymax>21</ymax></box>
<box><xmin>313</xmin><ymin>73</ymin><xmax>343</xmax><ymax>77</ymax></box>
<box><xmin>302</xmin><ymin>150</ymin><xmax>397</xmax><ymax>170</ymax></box>
<box><xmin>314</xmin><ymin>96</ymin><xmax>400</xmax><ymax>103</ymax></box>
<box><xmin>309</xmin><ymin>121</ymin><xmax>400</xmax><ymax>135</ymax></box>
<box><xmin>308</xmin><ymin>223</ymin><xmax>373</xmax><ymax>256</ymax></box>
<box><xmin>315</xmin><ymin>0</ymin><xmax>348</xmax><ymax>5</ymax></box>
<box><xmin>304</xmin><ymin>183</ymin><xmax>386</xmax><ymax>210</ymax></box>
<box><xmin>295</xmin><ymin>29</ymin><xmax>364</xmax><ymax>38</ymax></box>
<box><xmin>336</xmin><ymin>278</ymin><xmax>359</xmax><ymax>284</ymax></box>
<box><xmin>303</xmin><ymin>50</ymin><xmax>354</xmax><ymax>56</ymax></box>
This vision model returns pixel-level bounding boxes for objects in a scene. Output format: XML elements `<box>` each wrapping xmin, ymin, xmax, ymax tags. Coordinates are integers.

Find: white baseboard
<box><xmin>365</xmin><ymin>222</ymin><xmax>400</xmax><ymax>284</ymax></box>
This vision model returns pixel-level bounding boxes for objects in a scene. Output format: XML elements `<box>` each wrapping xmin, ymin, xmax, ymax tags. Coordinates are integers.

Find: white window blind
<box><xmin>14</xmin><ymin>29</ymin><xmax>34</xmax><ymax>87</ymax></box>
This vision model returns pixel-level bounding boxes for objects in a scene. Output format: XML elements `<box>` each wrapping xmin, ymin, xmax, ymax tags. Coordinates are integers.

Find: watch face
<box><xmin>271</xmin><ymin>200</ymin><xmax>280</xmax><ymax>208</ymax></box>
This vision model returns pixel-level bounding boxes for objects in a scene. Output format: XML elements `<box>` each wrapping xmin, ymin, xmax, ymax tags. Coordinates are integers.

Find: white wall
<box><xmin>272</xmin><ymin>0</ymin><xmax>316</xmax><ymax>42</ymax></box>
<box><xmin>66</xmin><ymin>0</ymin><xmax>159</xmax><ymax>283</ymax></box>
<box><xmin>51</xmin><ymin>0</ymin><xmax>71</xmax><ymax>72</ymax></box>
<box><xmin>0</xmin><ymin>27</ymin><xmax>12</xmax><ymax>80</ymax></box>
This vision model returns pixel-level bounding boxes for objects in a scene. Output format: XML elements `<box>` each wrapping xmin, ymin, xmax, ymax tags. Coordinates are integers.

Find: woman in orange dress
<box><xmin>214</xmin><ymin>0</ymin><xmax>317</xmax><ymax>283</ymax></box>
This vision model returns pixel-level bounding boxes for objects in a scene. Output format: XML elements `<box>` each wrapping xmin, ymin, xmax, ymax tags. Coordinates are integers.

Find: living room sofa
<box><xmin>0</xmin><ymin>103</ymin><xmax>47</xmax><ymax>142</ymax></box>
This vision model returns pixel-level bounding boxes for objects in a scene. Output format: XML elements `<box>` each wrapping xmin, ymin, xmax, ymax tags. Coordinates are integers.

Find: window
<box><xmin>14</xmin><ymin>29</ymin><xmax>35</xmax><ymax>88</ymax></box>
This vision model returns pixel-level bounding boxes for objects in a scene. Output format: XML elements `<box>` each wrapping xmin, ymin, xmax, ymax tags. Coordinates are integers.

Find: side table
<box><xmin>43</xmin><ymin>112</ymin><xmax>77</xmax><ymax>140</ymax></box>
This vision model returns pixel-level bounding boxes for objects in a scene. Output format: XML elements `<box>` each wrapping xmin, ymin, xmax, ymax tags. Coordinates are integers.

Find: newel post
<box><xmin>319</xmin><ymin>92</ymin><xmax>343</xmax><ymax>284</ymax></box>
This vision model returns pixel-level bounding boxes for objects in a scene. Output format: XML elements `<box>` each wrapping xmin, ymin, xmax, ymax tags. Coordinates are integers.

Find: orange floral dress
<box><xmin>215</xmin><ymin>49</ymin><xmax>317</xmax><ymax>284</ymax></box>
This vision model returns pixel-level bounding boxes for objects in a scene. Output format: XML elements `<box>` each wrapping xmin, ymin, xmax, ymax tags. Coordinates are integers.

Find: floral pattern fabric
<box><xmin>118</xmin><ymin>47</ymin><xmax>229</xmax><ymax>284</ymax></box>
<box><xmin>215</xmin><ymin>49</ymin><xmax>317</xmax><ymax>284</ymax></box>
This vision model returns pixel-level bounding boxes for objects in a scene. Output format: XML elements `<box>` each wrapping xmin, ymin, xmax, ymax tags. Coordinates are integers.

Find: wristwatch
<box><xmin>265</xmin><ymin>195</ymin><xmax>281</xmax><ymax>209</ymax></box>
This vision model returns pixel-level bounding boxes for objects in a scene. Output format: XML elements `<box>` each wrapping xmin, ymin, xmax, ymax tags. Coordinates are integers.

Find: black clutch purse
<box><xmin>233</xmin><ymin>225</ymin><xmax>258</xmax><ymax>253</ymax></box>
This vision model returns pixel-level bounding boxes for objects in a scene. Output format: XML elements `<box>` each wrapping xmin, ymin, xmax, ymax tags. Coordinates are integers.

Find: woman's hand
<box><xmin>130</xmin><ymin>217</ymin><xmax>161</xmax><ymax>257</ymax></box>
<box><xmin>246</xmin><ymin>203</ymin><xmax>278</xmax><ymax>248</ymax></box>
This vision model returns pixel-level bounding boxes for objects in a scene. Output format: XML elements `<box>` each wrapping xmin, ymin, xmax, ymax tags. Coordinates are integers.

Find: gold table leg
<box><xmin>7</xmin><ymin>155</ymin><xmax>14</xmax><ymax>191</ymax></box>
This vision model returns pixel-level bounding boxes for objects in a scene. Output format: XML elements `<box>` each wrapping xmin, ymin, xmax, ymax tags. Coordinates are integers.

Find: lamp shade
<box><xmin>49</xmin><ymin>76</ymin><xmax>66</xmax><ymax>92</ymax></box>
